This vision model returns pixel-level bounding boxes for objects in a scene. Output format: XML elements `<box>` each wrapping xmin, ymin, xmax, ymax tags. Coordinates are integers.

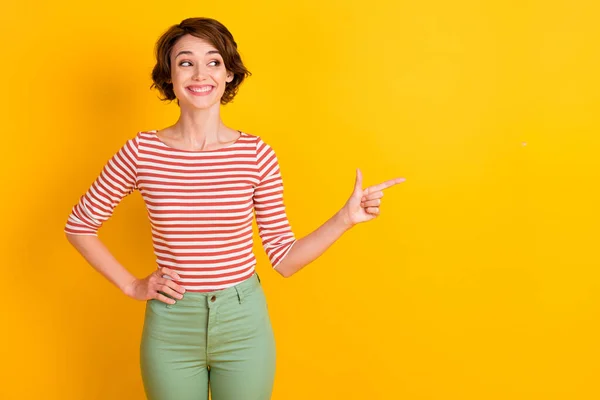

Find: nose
<box><xmin>192</xmin><ymin>65</ymin><xmax>209</xmax><ymax>81</ymax></box>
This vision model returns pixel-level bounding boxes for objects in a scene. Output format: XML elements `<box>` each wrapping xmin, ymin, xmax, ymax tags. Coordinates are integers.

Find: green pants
<box><xmin>140</xmin><ymin>273</ymin><xmax>276</xmax><ymax>400</ymax></box>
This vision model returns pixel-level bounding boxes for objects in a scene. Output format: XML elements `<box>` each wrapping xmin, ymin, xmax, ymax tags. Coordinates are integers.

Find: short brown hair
<box><xmin>150</xmin><ymin>17</ymin><xmax>251</xmax><ymax>105</ymax></box>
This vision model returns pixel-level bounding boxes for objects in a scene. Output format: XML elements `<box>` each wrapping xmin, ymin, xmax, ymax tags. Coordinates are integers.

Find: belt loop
<box><xmin>235</xmin><ymin>285</ymin><xmax>244</xmax><ymax>304</ymax></box>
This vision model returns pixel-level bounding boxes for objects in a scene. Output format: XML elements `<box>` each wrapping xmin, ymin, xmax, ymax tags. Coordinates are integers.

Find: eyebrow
<box><xmin>174</xmin><ymin>50</ymin><xmax>221</xmax><ymax>59</ymax></box>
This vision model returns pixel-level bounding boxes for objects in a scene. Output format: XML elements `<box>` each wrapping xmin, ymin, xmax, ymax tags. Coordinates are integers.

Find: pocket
<box><xmin>165</xmin><ymin>298</ymin><xmax>178</xmax><ymax>309</ymax></box>
<box><xmin>156</xmin><ymin>290</ymin><xmax>177</xmax><ymax>309</ymax></box>
<box><xmin>143</xmin><ymin>299</ymin><xmax>179</xmax><ymax>342</ymax></box>
<box><xmin>248</xmin><ymin>284</ymin><xmax>270</xmax><ymax>314</ymax></box>
<box><xmin>147</xmin><ymin>298</ymin><xmax>173</xmax><ymax>312</ymax></box>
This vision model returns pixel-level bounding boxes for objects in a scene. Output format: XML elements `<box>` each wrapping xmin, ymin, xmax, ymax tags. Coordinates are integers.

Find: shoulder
<box><xmin>114</xmin><ymin>131</ymin><xmax>143</xmax><ymax>160</ymax></box>
<box><xmin>243</xmin><ymin>132</ymin><xmax>277</xmax><ymax>152</ymax></box>
<box><xmin>239</xmin><ymin>130</ymin><xmax>260</xmax><ymax>142</ymax></box>
<box><xmin>128</xmin><ymin>131</ymin><xmax>144</xmax><ymax>150</ymax></box>
<box><xmin>237</xmin><ymin>131</ymin><xmax>272</xmax><ymax>154</ymax></box>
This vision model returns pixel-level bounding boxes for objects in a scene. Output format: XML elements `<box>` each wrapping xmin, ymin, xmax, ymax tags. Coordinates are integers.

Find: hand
<box><xmin>340</xmin><ymin>168</ymin><xmax>405</xmax><ymax>227</ymax></box>
<box><xmin>124</xmin><ymin>267</ymin><xmax>186</xmax><ymax>304</ymax></box>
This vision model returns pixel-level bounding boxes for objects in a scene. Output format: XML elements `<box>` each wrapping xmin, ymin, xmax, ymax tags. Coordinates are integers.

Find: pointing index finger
<box><xmin>366</xmin><ymin>177</ymin><xmax>405</xmax><ymax>193</ymax></box>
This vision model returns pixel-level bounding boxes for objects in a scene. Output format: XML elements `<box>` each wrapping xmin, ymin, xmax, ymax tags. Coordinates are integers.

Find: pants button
<box><xmin>210</xmin><ymin>295</ymin><xmax>216</xmax><ymax>302</ymax></box>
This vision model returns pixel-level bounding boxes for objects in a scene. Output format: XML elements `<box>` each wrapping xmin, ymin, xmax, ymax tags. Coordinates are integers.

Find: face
<box><xmin>169</xmin><ymin>34</ymin><xmax>233</xmax><ymax>109</ymax></box>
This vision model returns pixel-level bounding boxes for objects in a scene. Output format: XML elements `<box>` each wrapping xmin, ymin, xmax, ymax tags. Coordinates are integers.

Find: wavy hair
<box><xmin>150</xmin><ymin>17</ymin><xmax>251</xmax><ymax>105</ymax></box>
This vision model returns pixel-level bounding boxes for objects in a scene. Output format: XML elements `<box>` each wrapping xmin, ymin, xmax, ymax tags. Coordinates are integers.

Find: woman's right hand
<box><xmin>124</xmin><ymin>267</ymin><xmax>186</xmax><ymax>304</ymax></box>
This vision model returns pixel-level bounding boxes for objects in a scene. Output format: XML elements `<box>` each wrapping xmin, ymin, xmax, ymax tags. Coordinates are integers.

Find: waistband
<box><xmin>165</xmin><ymin>272</ymin><xmax>262</xmax><ymax>309</ymax></box>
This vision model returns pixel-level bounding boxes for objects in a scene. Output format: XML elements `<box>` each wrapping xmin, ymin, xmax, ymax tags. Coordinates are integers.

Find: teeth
<box><xmin>188</xmin><ymin>86</ymin><xmax>212</xmax><ymax>93</ymax></box>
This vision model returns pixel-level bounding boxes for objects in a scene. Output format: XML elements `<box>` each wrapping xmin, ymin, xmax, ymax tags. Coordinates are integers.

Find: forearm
<box><xmin>65</xmin><ymin>233</ymin><xmax>137</xmax><ymax>295</ymax></box>
<box><xmin>274</xmin><ymin>209</ymin><xmax>353</xmax><ymax>278</ymax></box>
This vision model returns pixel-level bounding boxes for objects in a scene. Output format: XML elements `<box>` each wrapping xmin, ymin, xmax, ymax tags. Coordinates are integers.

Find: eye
<box><xmin>208</xmin><ymin>60</ymin><xmax>221</xmax><ymax>67</ymax></box>
<box><xmin>179</xmin><ymin>61</ymin><xmax>192</xmax><ymax>67</ymax></box>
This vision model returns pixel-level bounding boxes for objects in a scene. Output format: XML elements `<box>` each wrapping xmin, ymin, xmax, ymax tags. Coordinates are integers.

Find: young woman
<box><xmin>64</xmin><ymin>17</ymin><xmax>404</xmax><ymax>400</ymax></box>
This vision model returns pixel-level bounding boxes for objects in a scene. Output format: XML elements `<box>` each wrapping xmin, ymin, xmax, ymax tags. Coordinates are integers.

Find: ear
<box><xmin>226</xmin><ymin>73</ymin><xmax>234</xmax><ymax>83</ymax></box>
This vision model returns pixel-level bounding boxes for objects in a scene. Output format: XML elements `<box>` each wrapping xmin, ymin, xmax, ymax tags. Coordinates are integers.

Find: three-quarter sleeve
<box><xmin>253</xmin><ymin>137</ymin><xmax>297</xmax><ymax>268</ymax></box>
<box><xmin>64</xmin><ymin>134</ymin><xmax>140</xmax><ymax>236</ymax></box>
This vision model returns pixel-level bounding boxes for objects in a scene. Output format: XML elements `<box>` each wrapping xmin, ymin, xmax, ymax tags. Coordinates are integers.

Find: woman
<box><xmin>64</xmin><ymin>17</ymin><xmax>404</xmax><ymax>400</ymax></box>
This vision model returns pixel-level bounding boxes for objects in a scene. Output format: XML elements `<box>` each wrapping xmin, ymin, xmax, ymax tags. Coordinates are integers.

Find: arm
<box><xmin>65</xmin><ymin>233</ymin><xmax>138</xmax><ymax>295</ymax></box>
<box><xmin>273</xmin><ymin>209</ymin><xmax>352</xmax><ymax>278</ymax></box>
<box><xmin>253</xmin><ymin>138</ymin><xmax>404</xmax><ymax>279</ymax></box>
<box><xmin>275</xmin><ymin>169</ymin><xmax>405</xmax><ymax>278</ymax></box>
<box><xmin>64</xmin><ymin>135</ymin><xmax>140</xmax><ymax>295</ymax></box>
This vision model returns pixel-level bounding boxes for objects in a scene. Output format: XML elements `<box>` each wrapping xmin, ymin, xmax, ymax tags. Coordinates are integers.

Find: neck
<box><xmin>173</xmin><ymin>104</ymin><xmax>224</xmax><ymax>146</ymax></box>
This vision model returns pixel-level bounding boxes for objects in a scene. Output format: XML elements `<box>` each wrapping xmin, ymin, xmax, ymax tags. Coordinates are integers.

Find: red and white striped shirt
<box><xmin>64</xmin><ymin>130</ymin><xmax>297</xmax><ymax>292</ymax></box>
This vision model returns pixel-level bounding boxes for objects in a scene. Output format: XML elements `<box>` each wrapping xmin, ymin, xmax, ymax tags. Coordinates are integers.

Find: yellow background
<box><xmin>2</xmin><ymin>0</ymin><xmax>599</xmax><ymax>399</ymax></box>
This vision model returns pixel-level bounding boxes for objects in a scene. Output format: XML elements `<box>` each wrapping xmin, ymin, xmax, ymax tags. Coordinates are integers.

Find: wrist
<box><xmin>336</xmin><ymin>208</ymin><xmax>355</xmax><ymax>231</ymax></box>
<box><xmin>121</xmin><ymin>278</ymin><xmax>139</xmax><ymax>298</ymax></box>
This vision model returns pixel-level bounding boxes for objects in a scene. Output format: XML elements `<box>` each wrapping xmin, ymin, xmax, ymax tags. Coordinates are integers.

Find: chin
<box><xmin>179</xmin><ymin>98</ymin><xmax>222</xmax><ymax>110</ymax></box>
<box><xmin>196</xmin><ymin>100</ymin><xmax>222</xmax><ymax>109</ymax></box>
<box><xmin>178</xmin><ymin>92</ymin><xmax>225</xmax><ymax>110</ymax></box>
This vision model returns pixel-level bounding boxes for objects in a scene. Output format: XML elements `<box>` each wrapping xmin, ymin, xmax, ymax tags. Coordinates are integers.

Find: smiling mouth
<box><xmin>187</xmin><ymin>86</ymin><xmax>214</xmax><ymax>95</ymax></box>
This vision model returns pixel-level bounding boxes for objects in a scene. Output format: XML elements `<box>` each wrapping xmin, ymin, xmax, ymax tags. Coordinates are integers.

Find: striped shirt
<box><xmin>64</xmin><ymin>130</ymin><xmax>297</xmax><ymax>292</ymax></box>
